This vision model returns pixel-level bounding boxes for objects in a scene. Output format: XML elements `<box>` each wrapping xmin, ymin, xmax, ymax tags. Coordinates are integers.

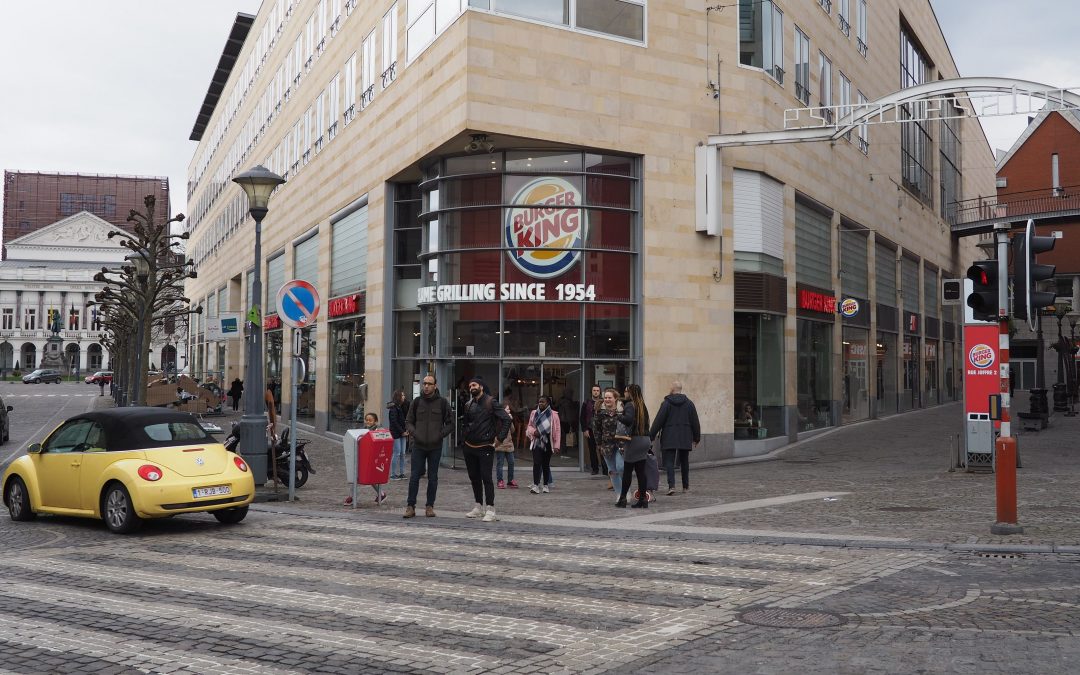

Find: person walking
<box><xmin>229</xmin><ymin>377</ymin><xmax>243</xmax><ymax>412</ymax></box>
<box><xmin>616</xmin><ymin>384</ymin><xmax>651</xmax><ymax>509</ymax></box>
<box><xmin>495</xmin><ymin>403</ymin><xmax>518</xmax><ymax>489</ymax></box>
<box><xmin>581</xmin><ymin>384</ymin><xmax>604</xmax><ymax>475</ymax></box>
<box><xmin>98</xmin><ymin>378</ymin><xmax>106</xmax><ymax>397</ymax></box>
<box><xmin>387</xmin><ymin>389</ymin><xmax>409</xmax><ymax>480</ymax></box>
<box><xmin>461</xmin><ymin>376</ymin><xmax>511</xmax><ymax>522</ymax></box>
<box><xmin>526</xmin><ymin>395</ymin><xmax>561</xmax><ymax>494</ymax></box>
<box><xmin>649</xmin><ymin>380</ymin><xmax>701</xmax><ymax>495</ymax></box>
<box><xmin>592</xmin><ymin>387</ymin><xmax>623</xmax><ymax>492</ymax></box>
<box><xmin>404</xmin><ymin>375</ymin><xmax>453</xmax><ymax>518</ymax></box>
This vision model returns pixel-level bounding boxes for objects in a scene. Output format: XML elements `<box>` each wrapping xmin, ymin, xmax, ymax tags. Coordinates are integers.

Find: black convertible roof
<box><xmin>68</xmin><ymin>407</ymin><xmax>213</xmax><ymax>452</ymax></box>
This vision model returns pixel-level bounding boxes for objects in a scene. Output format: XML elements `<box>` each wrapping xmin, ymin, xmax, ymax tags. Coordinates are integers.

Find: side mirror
<box><xmin>27</xmin><ymin>443</ymin><xmax>42</xmax><ymax>454</ymax></box>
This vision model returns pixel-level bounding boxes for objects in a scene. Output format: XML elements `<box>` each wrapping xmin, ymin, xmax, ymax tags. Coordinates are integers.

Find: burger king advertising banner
<box><xmin>963</xmin><ymin>324</ymin><xmax>999</xmax><ymax>416</ymax></box>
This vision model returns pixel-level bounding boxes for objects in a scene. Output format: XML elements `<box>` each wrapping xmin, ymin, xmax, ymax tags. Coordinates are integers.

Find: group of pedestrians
<box><xmin>387</xmin><ymin>374</ymin><xmax>700</xmax><ymax>520</ymax></box>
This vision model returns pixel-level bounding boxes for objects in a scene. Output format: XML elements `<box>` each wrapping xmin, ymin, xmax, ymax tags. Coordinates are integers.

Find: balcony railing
<box><xmin>360</xmin><ymin>84</ymin><xmax>375</xmax><ymax>109</ymax></box>
<box><xmin>381</xmin><ymin>62</ymin><xmax>397</xmax><ymax>89</ymax></box>
<box><xmin>949</xmin><ymin>188</ymin><xmax>1080</xmax><ymax>234</ymax></box>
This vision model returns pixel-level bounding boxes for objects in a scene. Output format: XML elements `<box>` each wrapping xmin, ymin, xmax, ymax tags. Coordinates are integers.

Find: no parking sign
<box><xmin>276</xmin><ymin>280</ymin><xmax>321</xmax><ymax>329</ymax></box>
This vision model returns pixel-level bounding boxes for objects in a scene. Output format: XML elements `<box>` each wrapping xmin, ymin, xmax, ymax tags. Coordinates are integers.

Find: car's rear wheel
<box><xmin>213</xmin><ymin>505</ymin><xmax>249</xmax><ymax>525</ymax></box>
<box><xmin>6</xmin><ymin>477</ymin><xmax>36</xmax><ymax>521</ymax></box>
<box><xmin>102</xmin><ymin>484</ymin><xmax>142</xmax><ymax>534</ymax></box>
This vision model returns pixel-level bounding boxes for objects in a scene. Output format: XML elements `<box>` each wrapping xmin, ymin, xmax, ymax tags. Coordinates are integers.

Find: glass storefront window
<box><xmin>265</xmin><ymin>330</ymin><xmax>283</xmax><ymax>413</ymax></box>
<box><xmin>441</xmin><ymin>249</ymin><xmax>501</xmax><ymax>286</ymax></box>
<box><xmin>445</xmin><ymin>154</ymin><xmax>504</xmax><ymax>175</ymax></box>
<box><xmin>296</xmin><ymin>326</ymin><xmax>317</xmax><ymax>423</ymax></box>
<box><xmin>585</xmin><ymin>304</ymin><xmax>631</xmax><ymax>358</ymax></box>
<box><xmin>902</xmin><ymin>335</ymin><xmax>920</xmax><ymax>411</ymax></box>
<box><xmin>441</xmin><ymin>209</ymin><xmax>502</xmax><ymax>249</ymax></box>
<box><xmin>797</xmin><ymin>319</ymin><xmax>833</xmax><ymax>430</ymax></box>
<box><xmin>875</xmin><ymin>332</ymin><xmax>897</xmax><ymax>416</ymax></box>
<box><xmin>329</xmin><ymin>319</ymin><xmax>365</xmax><ymax>435</ymax></box>
<box><xmin>444</xmin><ymin>304</ymin><xmax>499</xmax><ymax>357</ymax></box>
<box><xmin>842</xmin><ymin>326</ymin><xmax>870</xmax><ymax>423</ymax></box>
<box><xmin>585</xmin><ymin>175</ymin><xmax>634</xmax><ymax>209</ymax></box>
<box><xmin>395</xmin><ymin>311</ymin><xmax>421</xmax><ymax>357</ymax></box>
<box><xmin>924</xmin><ymin>339</ymin><xmax>939</xmax><ymax>406</ymax></box>
<box><xmin>441</xmin><ymin>175</ymin><xmax>501</xmax><ymax>209</ymax></box>
<box><xmin>584</xmin><ymin>251</ymin><xmax>632</xmax><ymax>301</ymax></box>
<box><xmin>734</xmin><ymin>313</ymin><xmax>785</xmax><ymax>439</ymax></box>
<box><xmin>585</xmin><ymin>153</ymin><xmax>634</xmax><ymax>176</ymax></box>
<box><xmin>583</xmin><ymin>209</ymin><xmax>633</xmax><ymax>250</ymax></box>
<box><xmin>503</xmin><ymin>303</ymin><xmax>580</xmax><ymax>357</ymax></box>
<box><xmin>505</xmin><ymin>150</ymin><xmax>582</xmax><ymax>173</ymax></box>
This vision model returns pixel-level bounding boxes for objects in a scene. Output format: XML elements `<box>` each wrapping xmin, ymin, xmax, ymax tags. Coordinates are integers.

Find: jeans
<box><xmin>662</xmin><ymin>448</ymin><xmax>690</xmax><ymax>489</ymax></box>
<box><xmin>392</xmin><ymin>437</ymin><xmax>408</xmax><ymax>477</ymax></box>
<box><xmin>531</xmin><ymin>446</ymin><xmax>553</xmax><ymax>486</ymax></box>
<box><xmin>619</xmin><ymin>459</ymin><xmax>648</xmax><ymax>501</ymax></box>
<box><xmin>407</xmin><ymin>444</ymin><xmax>443</xmax><ymax>507</ymax></box>
<box><xmin>464</xmin><ymin>445</ymin><xmax>496</xmax><ymax>506</ymax></box>
<box><xmin>607</xmin><ymin>450</ymin><xmax>624</xmax><ymax>483</ymax></box>
<box><xmin>496</xmin><ymin>451</ymin><xmax>515</xmax><ymax>482</ymax></box>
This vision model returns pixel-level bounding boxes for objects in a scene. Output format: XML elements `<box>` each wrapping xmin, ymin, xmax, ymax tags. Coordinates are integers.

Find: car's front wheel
<box><xmin>5</xmin><ymin>477</ymin><xmax>36</xmax><ymax>521</ymax></box>
<box><xmin>102</xmin><ymin>483</ymin><xmax>142</xmax><ymax>534</ymax></box>
<box><xmin>213</xmin><ymin>505</ymin><xmax>249</xmax><ymax>525</ymax></box>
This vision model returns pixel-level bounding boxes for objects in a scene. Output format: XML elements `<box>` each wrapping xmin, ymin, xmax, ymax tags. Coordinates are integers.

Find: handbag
<box><xmin>565</xmin><ymin>430</ymin><xmax>576</xmax><ymax>446</ymax></box>
<box><xmin>614</xmin><ymin>419</ymin><xmax>632</xmax><ymax>442</ymax></box>
<box><xmin>623</xmin><ymin>435</ymin><xmax>652</xmax><ymax>463</ymax></box>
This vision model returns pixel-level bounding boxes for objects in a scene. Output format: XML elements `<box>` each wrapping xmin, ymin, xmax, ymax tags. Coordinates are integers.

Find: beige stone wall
<box><xmin>186</xmin><ymin>0</ymin><xmax>994</xmax><ymax>440</ymax></box>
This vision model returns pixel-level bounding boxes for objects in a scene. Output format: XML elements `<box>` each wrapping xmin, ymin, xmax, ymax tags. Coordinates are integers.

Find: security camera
<box><xmin>464</xmin><ymin>141</ymin><xmax>481</xmax><ymax>153</ymax></box>
<box><xmin>465</xmin><ymin>133</ymin><xmax>494</xmax><ymax>154</ymax></box>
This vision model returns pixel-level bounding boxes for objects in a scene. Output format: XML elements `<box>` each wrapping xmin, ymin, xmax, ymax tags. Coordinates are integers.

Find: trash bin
<box><xmin>342</xmin><ymin>428</ymin><xmax>394</xmax><ymax>508</ymax></box>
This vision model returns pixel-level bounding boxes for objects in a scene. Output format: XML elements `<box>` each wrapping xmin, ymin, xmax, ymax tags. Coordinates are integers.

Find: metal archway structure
<box><xmin>708</xmin><ymin>77</ymin><xmax>1080</xmax><ymax>147</ymax></box>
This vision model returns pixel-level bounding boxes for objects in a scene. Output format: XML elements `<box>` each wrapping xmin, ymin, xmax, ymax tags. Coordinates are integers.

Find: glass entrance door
<box><xmin>502</xmin><ymin>362</ymin><xmax>583</xmax><ymax>468</ymax></box>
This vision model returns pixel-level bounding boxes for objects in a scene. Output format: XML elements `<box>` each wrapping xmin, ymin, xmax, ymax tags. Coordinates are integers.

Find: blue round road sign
<box><xmin>276</xmin><ymin>280</ymin><xmax>321</xmax><ymax>329</ymax></box>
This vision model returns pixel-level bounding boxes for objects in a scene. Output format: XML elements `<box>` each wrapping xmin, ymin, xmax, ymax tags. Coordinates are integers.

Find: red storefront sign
<box><xmin>963</xmin><ymin>324</ymin><xmax>999</xmax><ymax>416</ymax></box>
<box><xmin>328</xmin><ymin>293</ymin><xmax>364</xmax><ymax>318</ymax></box>
<box><xmin>263</xmin><ymin>314</ymin><xmax>281</xmax><ymax>330</ymax></box>
<box><xmin>798</xmin><ymin>289</ymin><xmax>836</xmax><ymax>314</ymax></box>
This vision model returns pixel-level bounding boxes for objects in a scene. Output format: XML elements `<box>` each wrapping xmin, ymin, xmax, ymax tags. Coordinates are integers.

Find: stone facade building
<box><xmin>185</xmin><ymin>0</ymin><xmax>995</xmax><ymax>464</ymax></box>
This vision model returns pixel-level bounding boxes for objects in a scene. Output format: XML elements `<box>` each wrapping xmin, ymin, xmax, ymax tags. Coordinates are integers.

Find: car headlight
<box><xmin>137</xmin><ymin>465</ymin><xmax>163</xmax><ymax>481</ymax></box>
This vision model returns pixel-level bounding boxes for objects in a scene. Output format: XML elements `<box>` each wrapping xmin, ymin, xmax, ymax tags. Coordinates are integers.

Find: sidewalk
<box><xmin>101</xmin><ymin>396</ymin><xmax>1080</xmax><ymax>549</ymax></box>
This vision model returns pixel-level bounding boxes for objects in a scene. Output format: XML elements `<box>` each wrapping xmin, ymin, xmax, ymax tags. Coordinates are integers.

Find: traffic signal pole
<box><xmin>992</xmin><ymin>222</ymin><xmax>1022</xmax><ymax>535</ymax></box>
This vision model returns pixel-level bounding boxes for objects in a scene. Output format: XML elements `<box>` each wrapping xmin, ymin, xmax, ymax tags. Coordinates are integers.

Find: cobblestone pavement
<box><xmin>1</xmin><ymin>510</ymin><xmax>1079</xmax><ymax>673</ymax></box>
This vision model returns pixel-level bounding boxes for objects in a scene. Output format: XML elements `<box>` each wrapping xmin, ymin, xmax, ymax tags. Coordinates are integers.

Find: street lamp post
<box><xmin>233</xmin><ymin>166</ymin><xmax>286</xmax><ymax>482</ymax></box>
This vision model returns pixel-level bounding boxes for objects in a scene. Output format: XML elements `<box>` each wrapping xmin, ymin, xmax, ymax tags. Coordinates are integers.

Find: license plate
<box><xmin>193</xmin><ymin>485</ymin><xmax>231</xmax><ymax>498</ymax></box>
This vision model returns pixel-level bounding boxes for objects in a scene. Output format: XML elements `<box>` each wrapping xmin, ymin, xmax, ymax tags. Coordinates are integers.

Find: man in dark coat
<box><xmin>580</xmin><ymin>384</ymin><xmax>604</xmax><ymax>475</ymax></box>
<box><xmin>461</xmin><ymin>376</ymin><xmax>511</xmax><ymax>522</ymax></box>
<box><xmin>649</xmin><ymin>380</ymin><xmax>701</xmax><ymax>495</ymax></box>
<box><xmin>404</xmin><ymin>375</ymin><xmax>453</xmax><ymax>518</ymax></box>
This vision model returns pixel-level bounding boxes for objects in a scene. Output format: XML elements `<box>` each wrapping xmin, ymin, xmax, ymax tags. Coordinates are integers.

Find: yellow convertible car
<box><xmin>2</xmin><ymin>407</ymin><xmax>255</xmax><ymax>533</ymax></box>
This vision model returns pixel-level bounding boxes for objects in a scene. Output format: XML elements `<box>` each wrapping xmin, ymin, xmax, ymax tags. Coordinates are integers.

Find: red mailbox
<box><xmin>358</xmin><ymin>428</ymin><xmax>393</xmax><ymax>485</ymax></box>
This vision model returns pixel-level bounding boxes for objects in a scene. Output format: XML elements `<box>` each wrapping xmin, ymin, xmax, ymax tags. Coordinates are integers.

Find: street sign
<box><xmin>942</xmin><ymin>278</ymin><xmax>962</xmax><ymax>305</ymax></box>
<box><xmin>206</xmin><ymin>312</ymin><xmax>243</xmax><ymax>340</ymax></box>
<box><xmin>276</xmin><ymin>280</ymin><xmax>321</xmax><ymax>329</ymax></box>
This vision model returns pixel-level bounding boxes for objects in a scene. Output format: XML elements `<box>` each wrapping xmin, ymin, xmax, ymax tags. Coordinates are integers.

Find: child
<box><xmin>495</xmin><ymin>404</ymin><xmax>518</xmax><ymax>489</ymax></box>
<box><xmin>344</xmin><ymin>412</ymin><xmax>388</xmax><ymax>506</ymax></box>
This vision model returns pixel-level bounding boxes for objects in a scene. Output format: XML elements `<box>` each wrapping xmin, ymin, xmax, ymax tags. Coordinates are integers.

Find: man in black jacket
<box><xmin>649</xmin><ymin>380</ymin><xmax>701</xmax><ymax>495</ymax></box>
<box><xmin>404</xmin><ymin>375</ymin><xmax>453</xmax><ymax>518</ymax></box>
<box><xmin>461</xmin><ymin>376</ymin><xmax>511</xmax><ymax>522</ymax></box>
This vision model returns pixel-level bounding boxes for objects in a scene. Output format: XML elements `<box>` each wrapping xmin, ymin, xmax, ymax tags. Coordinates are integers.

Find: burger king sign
<box><xmin>505</xmin><ymin>177</ymin><xmax>587</xmax><ymax>279</ymax></box>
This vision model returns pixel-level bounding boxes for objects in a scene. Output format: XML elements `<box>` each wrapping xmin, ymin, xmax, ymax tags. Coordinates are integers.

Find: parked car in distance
<box><xmin>85</xmin><ymin>371</ymin><xmax>114</xmax><ymax>385</ymax></box>
<box><xmin>0</xmin><ymin>394</ymin><xmax>12</xmax><ymax>444</ymax></box>
<box><xmin>1</xmin><ymin>407</ymin><xmax>255</xmax><ymax>533</ymax></box>
<box><xmin>22</xmin><ymin>369</ymin><xmax>63</xmax><ymax>384</ymax></box>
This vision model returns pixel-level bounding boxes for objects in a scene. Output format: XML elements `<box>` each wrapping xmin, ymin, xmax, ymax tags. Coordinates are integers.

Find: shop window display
<box><xmin>797</xmin><ymin>320</ymin><xmax>833</xmax><ymax>430</ymax></box>
<box><xmin>876</xmin><ymin>332</ymin><xmax>898</xmax><ymax>416</ymax></box>
<box><xmin>734</xmin><ymin>313</ymin><xmax>785</xmax><ymax>439</ymax></box>
<box><xmin>329</xmin><ymin>319</ymin><xmax>365</xmax><ymax>435</ymax></box>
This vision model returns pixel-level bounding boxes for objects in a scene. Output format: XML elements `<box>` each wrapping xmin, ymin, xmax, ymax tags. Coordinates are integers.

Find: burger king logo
<box><xmin>504</xmin><ymin>177</ymin><xmax>587</xmax><ymax>279</ymax></box>
<box><xmin>968</xmin><ymin>343</ymin><xmax>995</xmax><ymax>369</ymax></box>
<box><xmin>840</xmin><ymin>298</ymin><xmax>860</xmax><ymax>317</ymax></box>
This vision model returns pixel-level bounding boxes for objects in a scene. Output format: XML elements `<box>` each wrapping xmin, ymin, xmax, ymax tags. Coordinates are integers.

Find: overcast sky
<box><xmin>0</xmin><ymin>1</ymin><xmax>1076</xmax><ymax>234</ymax></box>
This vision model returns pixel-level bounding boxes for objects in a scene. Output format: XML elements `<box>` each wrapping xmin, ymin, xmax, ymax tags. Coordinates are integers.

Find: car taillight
<box><xmin>234</xmin><ymin>457</ymin><xmax>249</xmax><ymax>472</ymax></box>
<box><xmin>138</xmin><ymin>465</ymin><xmax>163</xmax><ymax>481</ymax></box>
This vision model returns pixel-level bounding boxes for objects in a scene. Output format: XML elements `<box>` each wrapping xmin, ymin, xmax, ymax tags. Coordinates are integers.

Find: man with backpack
<box><xmin>461</xmin><ymin>376</ymin><xmax>511</xmax><ymax>523</ymax></box>
<box><xmin>404</xmin><ymin>375</ymin><xmax>453</xmax><ymax>519</ymax></box>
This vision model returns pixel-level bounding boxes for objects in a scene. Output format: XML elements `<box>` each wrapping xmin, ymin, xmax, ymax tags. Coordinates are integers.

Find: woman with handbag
<box><xmin>616</xmin><ymin>384</ymin><xmax>651</xmax><ymax>508</ymax></box>
<box><xmin>526</xmin><ymin>395</ymin><xmax>561</xmax><ymax>493</ymax></box>
<box><xmin>592</xmin><ymin>388</ymin><xmax>623</xmax><ymax>492</ymax></box>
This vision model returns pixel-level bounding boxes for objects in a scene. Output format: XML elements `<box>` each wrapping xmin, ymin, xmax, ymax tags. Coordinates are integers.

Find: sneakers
<box><xmin>344</xmin><ymin>496</ymin><xmax>353</xmax><ymax>506</ymax></box>
<box><xmin>425</xmin><ymin>505</ymin><xmax>436</xmax><ymax>517</ymax></box>
<box><xmin>374</xmin><ymin>490</ymin><xmax>387</xmax><ymax>504</ymax></box>
<box><xmin>529</xmin><ymin>484</ymin><xmax>541</xmax><ymax>494</ymax></box>
<box><xmin>542</xmin><ymin>484</ymin><xmax>550</xmax><ymax>494</ymax></box>
<box><xmin>683</xmin><ymin>487</ymin><xmax>691</xmax><ymax>494</ymax></box>
<box><xmin>667</xmin><ymin>487</ymin><xmax>676</xmax><ymax>496</ymax></box>
<box><xmin>465</xmin><ymin>503</ymin><xmax>485</xmax><ymax>518</ymax></box>
<box><xmin>403</xmin><ymin>505</ymin><xmax>415</xmax><ymax>518</ymax></box>
<box><xmin>497</xmin><ymin>479</ymin><xmax>506</xmax><ymax>489</ymax></box>
<box><xmin>508</xmin><ymin>480</ymin><xmax>519</xmax><ymax>488</ymax></box>
<box><xmin>482</xmin><ymin>507</ymin><xmax>498</xmax><ymax>522</ymax></box>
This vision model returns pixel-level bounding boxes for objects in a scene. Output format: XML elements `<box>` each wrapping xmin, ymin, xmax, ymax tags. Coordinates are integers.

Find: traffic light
<box><xmin>966</xmin><ymin>259</ymin><xmax>1000</xmax><ymax>322</ymax></box>
<box><xmin>1013</xmin><ymin>219</ymin><xmax>1056</xmax><ymax>322</ymax></box>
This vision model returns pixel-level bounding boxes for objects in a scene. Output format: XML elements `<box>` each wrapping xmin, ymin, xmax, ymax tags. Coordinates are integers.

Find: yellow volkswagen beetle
<box><xmin>2</xmin><ymin>407</ymin><xmax>255</xmax><ymax>533</ymax></box>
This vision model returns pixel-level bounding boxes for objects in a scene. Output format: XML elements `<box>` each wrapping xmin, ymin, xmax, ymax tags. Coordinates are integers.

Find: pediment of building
<box><xmin>7</xmin><ymin>211</ymin><xmax>124</xmax><ymax>250</ymax></box>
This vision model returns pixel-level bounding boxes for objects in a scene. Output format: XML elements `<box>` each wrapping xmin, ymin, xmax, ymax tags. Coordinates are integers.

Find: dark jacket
<box><xmin>229</xmin><ymin>379</ymin><xmax>243</xmax><ymax>398</ymax></box>
<box><xmin>580</xmin><ymin>397</ymin><xmax>599</xmax><ymax>435</ymax></box>
<box><xmin>462</xmin><ymin>393</ymin><xmax>512</xmax><ymax>448</ymax></box>
<box><xmin>406</xmin><ymin>389</ymin><xmax>453</xmax><ymax>449</ymax></box>
<box><xmin>387</xmin><ymin>400</ymin><xmax>408</xmax><ymax>439</ymax></box>
<box><xmin>649</xmin><ymin>393</ymin><xmax>701</xmax><ymax>450</ymax></box>
<box><xmin>556</xmin><ymin>393</ymin><xmax>578</xmax><ymax>428</ymax></box>
<box><xmin>619</xmin><ymin>400</ymin><xmax>651</xmax><ymax>463</ymax></box>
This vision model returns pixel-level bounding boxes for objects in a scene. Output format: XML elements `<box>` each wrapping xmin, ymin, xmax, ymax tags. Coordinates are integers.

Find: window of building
<box><xmin>738</xmin><ymin>0</ymin><xmax>783</xmax><ymax>83</ymax></box>
<box><xmin>734</xmin><ymin>312</ymin><xmax>786</xmax><ymax>439</ymax></box>
<box><xmin>901</xmin><ymin>255</ymin><xmax>920</xmax><ymax>315</ymax></box>
<box><xmin>875</xmin><ymin>241</ymin><xmax>896</xmax><ymax>307</ymax></box>
<box><xmin>408</xmin><ymin>0</ymin><xmax>465</xmax><ymax>61</ymax></box>
<box><xmin>856</xmin><ymin>0</ymin><xmax>868</xmax><ymax>56</ymax></box>
<box><xmin>838</xmin><ymin>0</ymin><xmax>850</xmax><ymax>36</ymax></box>
<box><xmin>939</xmin><ymin>98</ymin><xmax>962</xmax><ymax>221</ymax></box>
<box><xmin>327</xmin><ymin>73</ymin><xmax>340</xmax><ymax>139</ymax></box>
<box><xmin>794</xmin><ymin>26</ymin><xmax>810</xmax><ymax>105</ymax></box>
<box><xmin>923</xmin><ymin>265</ymin><xmax>939</xmax><ymax>320</ymax></box>
<box><xmin>797</xmin><ymin>319</ymin><xmax>833</xmax><ymax>430</ymax></box>
<box><xmin>344</xmin><ymin>53</ymin><xmax>357</xmax><ymax>121</ymax></box>
<box><xmin>818</xmin><ymin>51</ymin><xmax>833</xmax><ymax>122</ymax></box>
<box><xmin>840</xmin><ymin>226</ymin><xmax>868</xmax><ymax>299</ymax></box>
<box><xmin>795</xmin><ymin>199</ymin><xmax>831</xmax><ymax>289</ymax></box>
<box><xmin>838</xmin><ymin>72</ymin><xmax>851</xmax><ymax>138</ymax></box>
<box><xmin>576</xmin><ymin>0</ymin><xmax>645</xmax><ymax>41</ymax></box>
<box><xmin>382</xmin><ymin>4</ymin><xmax>399</xmax><ymax>84</ymax></box>
<box><xmin>856</xmin><ymin>90</ymin><xmax>869</xmax><ymax>154</ymax></box>
<box><xmin>25</xmin><ymin>308</ymin><xmax>36</xmax><ymax>331</ymax></box>
<box><xmin>818</xmin><ymin>0</ymin><xmax>831</xmax><ymax>14</ymax></box>
<box><xmin>900</xmin><ymin>28</ymin><xmax>932</xmax><ymax>205</ymax></box>
<box><xmin>267</xmin><ymin>253</ymin><xmax>286</xmax><ymax>312</ymax></box>
<box><xmin>2</xmin><ymin>309</ymin><xmax>13</xmax><ymax>330</ymax></box>
<box><xmin>305</xmin><ymin>11</ymin><xmax>317</xmax><ymax>67</ymax></box>
<box><xmin>361</xmin><ymin>29</ymin><xmax>376</xmax><ymax>103</ymax></box>
<box><xmin>331</xmin><ymin>205</ymin><xmax>369</xmax><ymax>296</ymax></box>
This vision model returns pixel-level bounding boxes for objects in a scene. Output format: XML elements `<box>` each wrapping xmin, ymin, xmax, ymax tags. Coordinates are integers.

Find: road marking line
<box><xmin>619</xmin><ymin>491</ymin><xmax>851</xmax><ymax>524</ymax></box>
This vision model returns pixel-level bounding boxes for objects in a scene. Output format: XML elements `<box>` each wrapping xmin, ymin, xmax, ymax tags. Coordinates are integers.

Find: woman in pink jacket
<box><xmin>526</xmin><ymin>395</ymin><xmax>561</xmax><ymax>494</ymax></box>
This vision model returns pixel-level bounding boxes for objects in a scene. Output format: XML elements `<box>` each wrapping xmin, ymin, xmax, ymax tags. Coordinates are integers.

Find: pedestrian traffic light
<box><xmin>1012</xmin><ymin>219</ymin><xmax>1056</xmax><ymax>323</ymax></box>
<box><xmin>966</xmin><ymin>259</ymin><xmax>999</xmax><ymax>322</ymax></box>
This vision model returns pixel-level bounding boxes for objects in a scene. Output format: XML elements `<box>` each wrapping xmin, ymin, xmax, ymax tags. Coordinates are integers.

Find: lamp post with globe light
<box><xmin>232</xmin><ymin>166</ymin><xmax>286</xmax><ymax>482</ymax></box>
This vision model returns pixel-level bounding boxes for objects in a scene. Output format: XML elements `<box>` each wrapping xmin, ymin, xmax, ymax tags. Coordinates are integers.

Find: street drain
<box><xmin>972</xmin><ymin>551</ymin><xmax>1026</xmax><ymax>559</ymax></box>
<box><xmin>737</xmin><ymin>608</ymin><xmax>847</xmax><ymax>629</ymax></box>
<box><xmin>878</xmin><ymin>506</ymin><xmax>938</xmax><ymax>512</ymax></box>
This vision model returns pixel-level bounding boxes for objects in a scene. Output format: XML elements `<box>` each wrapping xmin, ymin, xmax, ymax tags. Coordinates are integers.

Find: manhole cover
<box><xmin>737</xmin><ymin>608</ymin><xmax>847</xmax><ymax>629</ymax></box>
<box><xmin>878</xmin><ymin>506</ymin><xmax>938</xmax><ymax>513</ymax></box>
<box><xmin>0</xmin><ymin>526</ymin><xmax>67</xmax><ymax>551</ymax></box>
